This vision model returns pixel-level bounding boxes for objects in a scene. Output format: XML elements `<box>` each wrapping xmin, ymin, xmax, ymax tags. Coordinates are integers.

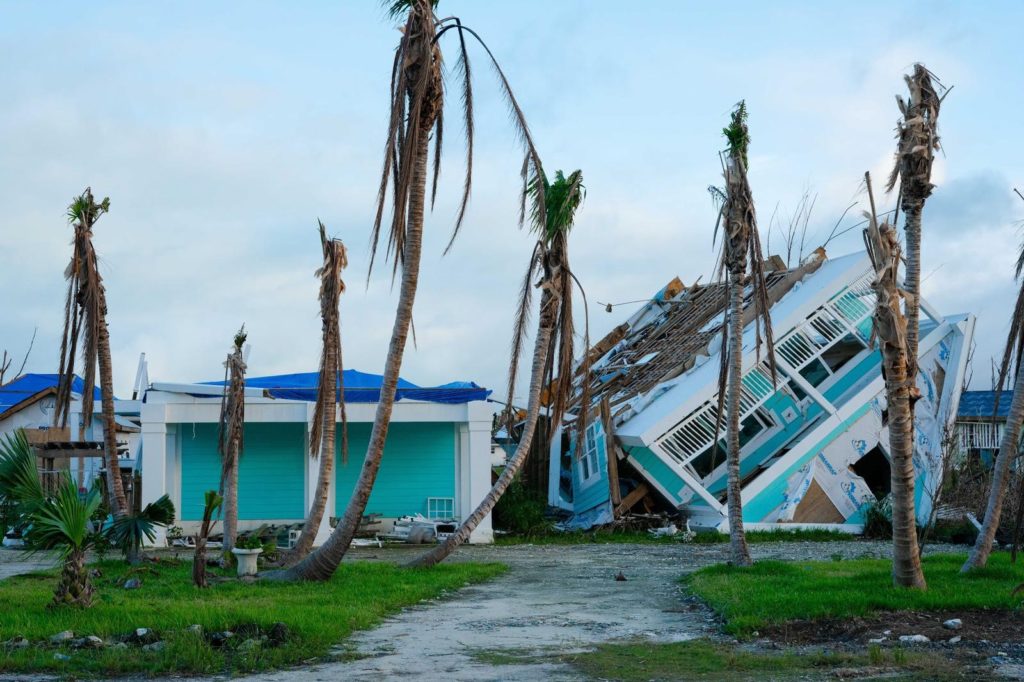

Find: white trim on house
<box><xmin>139</xmin><ymin>383</ymin><xmax>494</xmax><ymax>547</ymax></box>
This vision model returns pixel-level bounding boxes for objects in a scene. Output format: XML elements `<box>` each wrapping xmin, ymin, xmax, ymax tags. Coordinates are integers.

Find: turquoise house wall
<box><xmin>179</xmin><ymin>422</ymin><xmax>306</xmax><ymax>522</ymax></box>
<box><xmin>569</xmin><ymin>424</ymin><xmax>612</xmax><ymax>514</ymax></box>
<box><xmin>335</xmin><ymin>422</ymin><xmax>456</xmax><ymax>517</ymax></box>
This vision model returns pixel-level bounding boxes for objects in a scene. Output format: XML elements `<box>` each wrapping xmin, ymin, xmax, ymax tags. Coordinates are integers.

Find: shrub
<box><xmin>862</xmin><ymin>497</ymin><xmax>892</xmax><ymax>539</ymax></box>
<box><xmin>492</xmin><ymin>475</ymin><xmax>551</xmax><ymax>537</ymax></box>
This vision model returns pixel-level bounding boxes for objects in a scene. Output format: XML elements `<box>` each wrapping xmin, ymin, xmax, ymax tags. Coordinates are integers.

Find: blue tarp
<box><xmin>202</xmin><ymin>370</ymin><xmax>489</xmax><ymax>405</ymax></box>
<box><xmin>0</xmin><ymin>373</ymin><xmax>100</xmax><ymax>419</ymax></box>
<box><xmin>958</xmin><ymin>390</ymin><xmax>1014</xmax><ymax>420</ymax></box>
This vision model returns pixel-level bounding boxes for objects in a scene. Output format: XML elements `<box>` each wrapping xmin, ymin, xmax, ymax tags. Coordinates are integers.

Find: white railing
<box><xmin>956</xmin><ymin>421</ymin><xmax>1003</xmax><ymax>451</ymax></box>
<box><xmin>651</xmin><ymin>271</ymin><xmax>876</xmax><ymax>479</ymax></box>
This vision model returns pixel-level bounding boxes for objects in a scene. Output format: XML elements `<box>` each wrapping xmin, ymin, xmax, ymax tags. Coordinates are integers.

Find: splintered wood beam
<box><xmin>615</xmin><ymin>482</ymin><xmax>650</xmax><ymax>517</ymax></box>
<box><xmin>602</xmin><ymin>398</ymin><xmax>622</xmax><ymax>509</ymax></box>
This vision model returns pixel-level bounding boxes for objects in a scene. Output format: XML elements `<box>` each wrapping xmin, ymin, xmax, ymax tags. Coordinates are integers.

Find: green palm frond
<box><xmin>525</xmin><ymin>169</ymin><xmax>585</xmax><ymax>243</ymax></box>
<box><xmin>28</xmin><ymin>476</ymin><xmax>101</xmax><ymax>560</ymax></box>
<box><xmin>723</xmin><ymin>101</ymin><xmax>750</xmax><ymax>169</ymax></box>
<box><xmin>107</xmin><ymin>494</ymin><xmax>176</xmax><ymax>560</ymax></box>
<box><xmin>0</xmin><ymin>430</ymin><xmax>45</xmax><ymax>513</ymax></box>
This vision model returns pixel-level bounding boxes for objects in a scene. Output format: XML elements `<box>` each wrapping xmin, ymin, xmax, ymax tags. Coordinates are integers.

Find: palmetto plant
<box><xmin>287</xmin><ymin>222</ymin><xmax>349</xmax><ymax>563</ymax></box>
<box><xmin>711</xmin><ymin>102</ymin><xmax>777</xmax><ymax>568</ymax></box>
<box><xmin>410</xmin><ymin>169</ymin><xmax>585</xmax><ymax>568</ymax></box>
<box><xmin>193</xmin><ymin>490</ymin><xmax>222</xmax><ymax>589</ymax></box>
<box><xmin>963</xmin><ymin>212</ymin><xmax>1024</xmax><ymax>571</ymax></box>
<box><xmin>108</xmin><ymin>494</ymin><xmax>175</xmax><ymax>566</ymax></box>
<box><xmin>278</xmin><ymin>0</ymin><xmax>543</xmax><ymax>582</ymax></box>
<box><xmin>54</xmin><ymin>188</ymin><xmax>128</xmax><ymax>517</ymax></box>
<box><xmin>0</xmin><ymin>431</ymin><xmax>102</xmax><ymax>607</ymax></box>
<box><xmin>218</xmin><ymin>326</ymin><xmax>247</xmax><ymax>554</ymax></box>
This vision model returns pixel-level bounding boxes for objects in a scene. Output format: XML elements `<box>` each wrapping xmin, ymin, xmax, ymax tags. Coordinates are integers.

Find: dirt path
<box><xmin>223</xmin><ymin>540</ymin><xmax>894</xmax><ymax>681</ymax></box>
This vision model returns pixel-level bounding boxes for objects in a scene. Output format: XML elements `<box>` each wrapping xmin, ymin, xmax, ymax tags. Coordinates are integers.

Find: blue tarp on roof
<box><xmin>0</xmin><ymin>373</ymin><xmax>101</xmax><ymax>419</ymax></box>
<box><xmin>202</xmin><ymin>370</ymin><xmax>489</xmax><ymax>405</ymax></box>
<box><xmin>958</xmin><ymin>390</ymin><xmax>1014</xmax><ymax>419</ymax></box>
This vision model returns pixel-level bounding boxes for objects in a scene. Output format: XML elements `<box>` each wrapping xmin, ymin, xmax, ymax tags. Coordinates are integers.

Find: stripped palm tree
<box><xmin>218</xmin><ymin>326</ymin><xmax>247</xmax><ymax>554</ymax></box>
<box><xmin>883</xmin><ymin>65</ymin><xmax>943</xmax><ymax>588</ymax></box>
<box><xmin>711</xmin><ymin>102</ymin><xmax>777</xmax><ymax>568</ymax></box>
<box><xmin>275</xmin><ymin>0</ymin><xmax>544</xmax><ymax>582</ymax></box>
<box><xmin>410</xmin><ymin>169</ymin><xmax>585</xmax><ymax>568</ymax></box>
<box><xmin>862</xmin><ymin>172</ymin><xmax>926</xmax><ymax>589</ymax></box>
<box><xmin>54</xmin><ymin>188</ymin><xmax>128</xmax><ymax>517</ymax></box>
<box><xmin>963</xmin><ymin>214</ymin><xmax>1024</xmax><ymax>571</ymax></box>
<box><xmin>287</xmin><ymin>223</ymin><xmax>349</xmax><ymax>563</ymax></box>
<box><xmin>887</xmin><ymin>64</ymin><xmax>943</xmax><ymax>383</ymax></box>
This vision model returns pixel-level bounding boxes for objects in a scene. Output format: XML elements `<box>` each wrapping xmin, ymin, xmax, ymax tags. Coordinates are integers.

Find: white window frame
<box><xmin>426</xmin><ymin>497</ymin><xmax>455</xmax><ymax>520</ymax></box>
<box><xmin>578</xmin><ymin>423</ymin><xmax>603</xmax><ymax>488</ymax></box>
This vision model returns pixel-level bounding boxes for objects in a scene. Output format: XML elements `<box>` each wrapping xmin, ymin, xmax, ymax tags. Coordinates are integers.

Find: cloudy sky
<box><xmin>2</xmin><ymin>1</ymin><xmax>1022</xmax><ymax>400</ymax></box>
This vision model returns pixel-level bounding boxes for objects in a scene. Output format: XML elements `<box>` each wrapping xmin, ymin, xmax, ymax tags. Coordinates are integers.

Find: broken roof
<box><xmin>0</xmin><ymin>373</ymin><xmax>100</xmax><ymax>420</ymax></box>
<box><xmin>570</xmin><ymin>249</ymin><xmax>827</xmax><ymax>422</ymax></box>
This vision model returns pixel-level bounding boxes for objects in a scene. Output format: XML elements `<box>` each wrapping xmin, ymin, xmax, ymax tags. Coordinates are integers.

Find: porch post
<box><xmin>140</xmin><ymin>402</ymin><xmax>168</xmax><ymax>547</ymax></box>
<box><xmin>466</xmin><ymin>402</ymin><xmax>494</xmax><ymax>544</ymax></box>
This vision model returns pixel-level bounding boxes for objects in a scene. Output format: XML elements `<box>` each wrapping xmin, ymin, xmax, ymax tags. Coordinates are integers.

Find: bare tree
<box><xmin>218</xmin><ymin>326</ymin><xmax>247</xmax><ymax>554</ymax></box>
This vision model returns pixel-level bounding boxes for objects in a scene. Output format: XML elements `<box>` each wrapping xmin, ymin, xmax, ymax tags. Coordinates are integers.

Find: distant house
<box><xmin>956</xmin><ymin>390</ymin><xmax>1018</xmax><ymax>466</ymax></box>
<box><xmin>138</xmin><ymin>370</ymin><xmax>494</xmax><ymax>546</ymax></box>
<box><xmin>0</xmin><ymin>373</ymin><xmax>138</xmax><ymax>496</ymax></box>
<box><xmin>549</xmin><ymin>250</ymin><xmax>975</xmax><ymax>531</ymax></box>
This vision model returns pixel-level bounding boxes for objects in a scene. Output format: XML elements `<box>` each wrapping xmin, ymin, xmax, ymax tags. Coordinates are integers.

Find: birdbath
<box><xmin>231</xmin><ymin>547</ymin><xmax>262</xmax><ymax>577</ymax></box>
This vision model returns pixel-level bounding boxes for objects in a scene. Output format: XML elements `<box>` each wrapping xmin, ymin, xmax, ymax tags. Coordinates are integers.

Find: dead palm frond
<box><xmin>309</xmin><ymin>221</ymin><xmax>349</xmax><ymax>463</ymax></box>
<box><xmin>54</xmin><ymin>189</ymin><xmax>110</xmax><ymax>436</ymax></box>
<box><xmin>369</xmin><ymin>2</ymin><xmax>545</xmax><ymax>280</ymax></box>
<box><xmin>218</xmin><ymin>326</ymin><xmax>247</xmax><ymax>471</ymax></box>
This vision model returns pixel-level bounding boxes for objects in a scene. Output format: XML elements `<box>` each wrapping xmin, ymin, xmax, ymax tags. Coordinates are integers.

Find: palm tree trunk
<box><xmin>288</xmin><ymin>353</ymin><xmax>338</xmax><ymax>562</ymax></box>
<box><xmin>725</xmin><ymin>278</ymin><xmax>752</xmax><ymax>567</ymax></box>
<box><xmin>887</xmin><ymin>342</ymin><xmax>927</xmax><ymax>588</ymax></box>
<box><xmin>222</xmin><ymin>443</ymin><xmax>239</xmax><ymax>553</ymax></box>
<box><xmin>96</xmin><ymin>301</ymin><xmax>127</xmax><ymax>517</ymax></box>
<box><xmin>52</xmin><ymin>547</ymin><xmax>92</xmax><ymax>608</ymax></box>
<box><xmin>962</xmin><ymin>367</ymin><xmax>1024</xmax><ymax>571</ymax></box>
<box><xmin>409</xmin><ymin>285</ymin><xmax>556</xmax><ymax>568</ymax></box>
<box><xmin>903</xmin><ymin>203</ymin><xmax>923</xmax><ymax>371</ymax></box>
<box><xmin>277</xmin><ymin>132</ymin><xmax>428</xmax><ymax>582</ymax></box>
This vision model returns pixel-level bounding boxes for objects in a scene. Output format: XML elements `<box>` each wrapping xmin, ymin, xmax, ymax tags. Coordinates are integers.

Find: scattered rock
<box><xmin>88</xmin><ymin>568</ymin><xmax>102</xmax><ymax>579</ymax></box>
<box><xmin>130</xmin><ymin>628</ymin><xmax>157</xmax><ymax>644</ymax></box>
<box><xmin>7</xmin><ymin>636</ymin><xmax>29</xmax><ymax>649</ymax></box>
<box><xmin>70</xmin><ymin>637</ymin><xmax>102</xmax><ymax>649</ymax></box>
<box><xmin>142</xmin><ymin>641</ymin><xmax>166</xmax><ymax>653</ymax></box>
<box><xmin>209</xmin><ymin>631</ymin><xmax>234</xmax><ymax>648</ymax></box>
<box><xmin>882</xmin><ymin>630</ymin><xmax>893</xmax><ymax>636</ymax></box>
<box><xmin>943</xmin><ymin>618</ymin><xmax>962</xmax><ymax>630</ymax></box>
<box><xmin>238</xmin><ymin>638</ymin><xmax>260</xmax><ymax>653</ymax></box>
<box><xmin>948</xmin><ymin>636</ymin><xmax>962</xmax><ymax>644</ymax></box>
<box><xmin>614</xmin><ymin>571</ymin><xmax>627</xmax><ymax>581</ymax></box>
<box><xmin>113</xmin><ymin>642</ymin><xmax>129</xmax><ymax>650</ymax></box>
<box><xmin>186</xmin><ymin>624</ymin><xmax>203</xmax><ymax>635</ymax></box>
<box><xmin>123</xmin><ymin>578</ymin><xmax>142</xmax><ymax>590</ymax></box>
<box><xmin>868</xmin><ymin>637</ymin><xmax>886</xmax><ymax>644</ymax></box>
<box><xmin>899</xmin><ymin>634</ymin><xmax>930</xmax><ymax>644</ymax></box>
<box><xmin>53</xmin><ymin>653</ymin><xmax>71</xmax><ymax>662</ymax></box>
<box><xmin>50</xmin><ymin>630</ymin><xmax>74</xmax><ymax>645</ymax></box>
<box><xmin>267</xmin><ymin>622</ymin><xmax>289</xmax><ymax>645</ymax></box>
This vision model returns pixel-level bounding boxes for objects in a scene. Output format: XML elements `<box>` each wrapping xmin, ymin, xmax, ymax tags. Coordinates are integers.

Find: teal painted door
<box><xmin>179</xmin><ymin>422</ymin><xmax>306</xmax><ymax>521</ymax></box>
<box><xmin>335</xmin><ymin>422</ymin><xmax>457</xmax><ymax>517</ymax></box>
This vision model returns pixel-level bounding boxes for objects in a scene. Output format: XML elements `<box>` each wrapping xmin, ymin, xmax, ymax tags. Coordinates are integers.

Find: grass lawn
<box><xmin>688</xmin><ymin>552</ymin><xmax>1024</xmax><ymax>636</ymax></box>
<box><xmin>0</xmin><ymin>558</ymin><xmax>505</xmax><ymax>676</ymax></box>
<box><xmin>495</xmin><ymin>527</ymin><xmax>859</xmax><ymax>545</ymax></box>
<box><xmin>562</xmin><ymin>639</ymin><xmax>953</xmax><ymax>681</ymax></box>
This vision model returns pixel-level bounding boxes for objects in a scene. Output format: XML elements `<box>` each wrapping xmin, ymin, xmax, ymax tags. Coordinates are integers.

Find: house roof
<box><xmin>201</xmin><ymin>369</ymin><xmax>490</xmax><ymax>405</ymax></box>
<box><xmin>958</xmin><ymin>390</ymin><xmax>1014</xmax><ymax>420</ymax></box>
<box><xmin>0</xmin><ymin>373</ymin><xmax>100</xmax><ymax>420</ymax></box>
<box><xmin>570</xmin><ymin>249</ymin><xmax>828</xmax><ymax>421</ymax></box>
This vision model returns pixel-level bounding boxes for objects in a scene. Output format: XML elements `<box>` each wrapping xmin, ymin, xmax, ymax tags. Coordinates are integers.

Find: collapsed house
<box><xmin>548</xmin><ymin>250</ymin><xmax>975</xmax><ymax>531</ymax></box>
<box><xmin>956</xmin><ymin>390</ymin><xmax>1018</xmax><ymax>466</ymax></box>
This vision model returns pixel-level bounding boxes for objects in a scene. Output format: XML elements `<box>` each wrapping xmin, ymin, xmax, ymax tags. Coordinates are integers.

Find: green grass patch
<box><xmin>688</xmin><ymin>552</ymin><xmax>1024</xmax><ymax>636</ymax></box>
<box><xmin>495</xmin><ymin>527</ymin><xmax>859</xmax><ymax>545</ymax></box>
<box><xmin>562</xmin><ymin>639</ymin><xmax>953</xmax><ymax>681</ymax></box>
<box><xmin>0</xmin><ymin>558</ymin><xmax>505</xmax><ymax>676</ymax></box>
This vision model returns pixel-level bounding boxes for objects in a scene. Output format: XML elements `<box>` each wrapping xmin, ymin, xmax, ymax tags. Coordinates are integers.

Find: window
<box><xmin>799</xmin><ymin>358</ymin><xmax>831</xmax><ymax>387</ymax></box>
<box><xmin>427</xmin><ymin>497</ymin><xmax>455</xmax><ymax>520</ymax></box>
<box><xmin>578</xmin><ymin>423</ymin><xmax>603</xmax><ymax>485</ymax></box>
<box><xmin>822</xmin><ymin>333</ymin><xmax>866</xmax><ymax>373</ymax></box>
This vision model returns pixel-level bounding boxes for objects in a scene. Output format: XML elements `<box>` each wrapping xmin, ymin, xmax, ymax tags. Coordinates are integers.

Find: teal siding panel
<box><xmin>179</xmin><ymin>422</ymin><xmax>306</xmax><ymax>521</ymax></box>
<box><xmin>334</xmin><ymin>422</ymin><xmax>456</xmax><ymax>517</ymax></box>
<box><xmin>627</xmin><ymin>446</ymin><xmax>685</xmax><ymax>505</ymax></box>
